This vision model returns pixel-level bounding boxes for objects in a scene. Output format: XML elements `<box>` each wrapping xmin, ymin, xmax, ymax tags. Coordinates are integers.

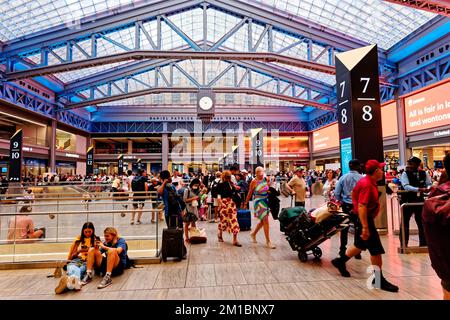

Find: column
<box><xmin>396</xmin><ymin>97</ymin><xmax>411</xmax><ymax>166</ymax></box>
<box><xmin>308</xmin><ymin>132</ymin><xmax>315</xmax><ymax>169</ymax></box>
<box><xmin>127</xmin><ymin>139</ymin><xmax>133</xmax><ymax>170</ymax></box>
<box><xmin>162</xmin><ymin>133</ymin><xmax>169</xmax><ymax>171</ymax></box>
<box><xmin>238</xmin><ymin>122</ymin><xmax>245</xmax><ymax>170</ymax></box>
<box><xmin>48</xmin><ymin>120</ymin><xmax>57</xmax><ymax>173</ymax></box>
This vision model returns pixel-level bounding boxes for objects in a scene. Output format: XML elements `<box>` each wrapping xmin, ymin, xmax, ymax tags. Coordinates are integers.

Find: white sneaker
<box><xmin>66</xmin><ymin>275</ymin><xmax>76</xmax><ymax>290</ymax></box>
<box><xmin>73</xmin><ymin>277</ymin><xmax>81</xmax><ymax>291</ymax></box>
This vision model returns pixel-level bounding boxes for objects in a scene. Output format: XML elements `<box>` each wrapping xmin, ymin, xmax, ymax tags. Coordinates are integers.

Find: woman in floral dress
<box><xmin>217</xmin><ymin>171</ymin><xmax>242</xmax><ymax>247</ymax></box>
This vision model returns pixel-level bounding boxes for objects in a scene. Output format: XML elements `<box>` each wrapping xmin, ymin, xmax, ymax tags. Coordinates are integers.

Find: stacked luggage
<box><xmin>279</xmin><ymin>205</ymin><xmax>349</xmax><ymax>262</ymax></box>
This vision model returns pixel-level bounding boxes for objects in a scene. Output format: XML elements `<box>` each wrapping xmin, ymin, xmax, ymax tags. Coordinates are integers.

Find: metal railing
<box><xmin>0</xmin><ymin>191</ymin><xmax>163</xmax><ymax>264</ymax></box>
<box><xmin>398</xmin><ymin>202</ymin><xmax>428</xmax><ymax>254</ymax></box>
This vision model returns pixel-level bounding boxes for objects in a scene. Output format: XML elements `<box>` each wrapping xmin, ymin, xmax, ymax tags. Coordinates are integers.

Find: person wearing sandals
<box><xmin>217</xmin><ymin>171</ymin><xmax>242</xmax><ymax>247</ymax></box>
<box><xmin>244</xmin><ymin>166</ymin><xmax>276</xmax><ymax>249</ymax></box>
<box><xmin>55</xmin><ymin>222</ymin><xmax>99</xmax><ymax>294</ymax></box>
<box><xmin>183</xmin><ymin>178</ymin><xmax>201</xmax><ymax>242</ymax></box>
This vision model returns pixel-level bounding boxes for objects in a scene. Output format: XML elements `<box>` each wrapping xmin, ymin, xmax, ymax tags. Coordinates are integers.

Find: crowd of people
<box><xmin>1</xmin><ymin>152</ymin><xmax>449</xmax><ymax>299</ymax></box>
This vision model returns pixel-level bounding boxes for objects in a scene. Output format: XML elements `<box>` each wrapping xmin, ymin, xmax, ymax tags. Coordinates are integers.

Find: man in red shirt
<box><xmin>331</xmin><ymin>159</ymin><xmax>399</xmax><ymax>292</ymax></box>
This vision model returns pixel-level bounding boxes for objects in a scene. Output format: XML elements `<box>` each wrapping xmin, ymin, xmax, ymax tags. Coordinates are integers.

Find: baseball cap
<box><xmin>241</xmin><ymin>169</ymin><xmax>248</xmax><ymax>173</ymax></box>
<box><xmin>294</xmin><ymin>167</ymin><xmax>304</xmax><ymax>172</ymax></box>
<box><xmin>407</xmin><ymin>156</ymin><xmax>421</xmax><ymax>165</ymax></box>
<box><xmin>365</xmin><ymin>159</ymin><xmax>385</xmax><ymax>172</ymax></box>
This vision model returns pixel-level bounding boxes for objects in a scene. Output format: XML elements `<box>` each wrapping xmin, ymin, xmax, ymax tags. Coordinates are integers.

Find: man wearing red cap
<box><xmin>331</xmin><ymin>159</ymin><xmax>399</xmax><ymax>292</ymax></box>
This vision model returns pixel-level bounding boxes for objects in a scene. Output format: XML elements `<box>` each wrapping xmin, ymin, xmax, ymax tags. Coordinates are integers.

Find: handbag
<box><xmin>229</xmin><ymin>182</ymin><xmax>242</xmax><ymax>208</ymax></box>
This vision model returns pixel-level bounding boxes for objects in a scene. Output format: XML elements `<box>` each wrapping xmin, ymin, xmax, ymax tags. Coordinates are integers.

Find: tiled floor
<box><xmin>0</xmin><ymin>196</ymin><xmax>442</xmax><ymax>300</ymax></box>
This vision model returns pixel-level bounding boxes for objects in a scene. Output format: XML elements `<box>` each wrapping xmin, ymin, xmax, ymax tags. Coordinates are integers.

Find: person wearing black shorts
<box><xmin>131</xmin><ymin>169</ymin><xmax>148</xmax><ymax>225</ymax></box>
<box><xmin>331</xmin><ymin>160</ymin><xmax>398</xmax><ymax>292</ymax></box>
<box><xmin>81</xmin><ymin>227</ymin><xmax>129</xmax><ymax>289</ymax></box>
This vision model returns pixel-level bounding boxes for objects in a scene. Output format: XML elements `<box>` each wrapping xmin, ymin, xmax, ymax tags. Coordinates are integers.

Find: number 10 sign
<box><xmin>335</xmin><ymin>44</ymin><xmax>384</xmax><ymax>174</ymax></box>
<box><xmin>9</xmin><ymin>129</ymin><xmax>23</xmax><ymax>182</ymax></box>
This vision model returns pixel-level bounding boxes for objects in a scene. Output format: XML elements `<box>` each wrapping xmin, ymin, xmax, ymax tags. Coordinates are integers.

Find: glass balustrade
<box><xmin>0</xmin><ymin>189</ymin><xmax>163</xmax><ymax>264</ymax></box>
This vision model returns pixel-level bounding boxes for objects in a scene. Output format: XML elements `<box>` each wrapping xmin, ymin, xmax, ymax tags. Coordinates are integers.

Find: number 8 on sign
<box><xmin>341</xmin><ymin>109</ymin><xmax>348</xmax><ymax>124</ymax></box>
<box><xmin>362</xmin><ymin>105</ymin><xmax>373</xmax><ymax>121</ymax></box>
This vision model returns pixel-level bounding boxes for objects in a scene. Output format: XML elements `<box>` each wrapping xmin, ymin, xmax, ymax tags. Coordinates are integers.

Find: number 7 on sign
<box><xmin>339</xmin><ymin>81</ymin><xmax>346</xmax><ymax>98</ymax></box>
<box><xmin>360</xmin><ymin>77</ymin><xmax>370</xmax><ymax>93</ymax></box>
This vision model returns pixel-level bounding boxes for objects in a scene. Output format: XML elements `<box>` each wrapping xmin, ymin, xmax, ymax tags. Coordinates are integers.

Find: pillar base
<box><xmin>397</xmin><ymin>246</ymin><xmax>428</xmax><ymax>254</ymax></box>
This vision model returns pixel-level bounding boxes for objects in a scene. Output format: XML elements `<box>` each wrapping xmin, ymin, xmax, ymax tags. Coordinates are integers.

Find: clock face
<box><xmin>198</xmin><ymin>96</ymin><xmax>213</xmax><ymax>111</ymax></box>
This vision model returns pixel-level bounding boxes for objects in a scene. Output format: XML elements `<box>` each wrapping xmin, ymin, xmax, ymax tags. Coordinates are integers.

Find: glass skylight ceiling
<box><xmin>0</xmin><ymin>0</ymin><xmax>138</xmax><ymax>42</ymax></box>
<box><xmin>0</xmin><ymin>0</ymin><xmax>438</xmax><ymax>109</ymax></box>
<box><xmin>254</xmin><ymin>0</ymin><xmax>436</xmax><ymax>50</ymax></box>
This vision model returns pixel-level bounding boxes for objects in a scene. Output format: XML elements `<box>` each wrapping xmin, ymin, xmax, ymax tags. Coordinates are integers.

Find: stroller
<box><xmin>278</xmin><ymin>202</ymin><xmax>349</xmax><ymax>262</ymax></box>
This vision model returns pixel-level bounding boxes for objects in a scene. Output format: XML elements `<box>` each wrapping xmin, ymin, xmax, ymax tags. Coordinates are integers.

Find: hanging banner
<box><xmin>86</xmin><ymin>146</ymin><xmax>94</xmax><ymax>175</ymax></box>
<box><xmin>250</xmin><ymin>128</ymin><xmax>264</xmax><ymax>170</ymax></box>
<box><xmin>9</xmin><ymin>129</ymin><xmax>23</xmax><ymax>182</ymax></box>
<box><xmin>118</xmin><ymin>154</ymin><xmax>124</xmax><ymax>176</ymax></box>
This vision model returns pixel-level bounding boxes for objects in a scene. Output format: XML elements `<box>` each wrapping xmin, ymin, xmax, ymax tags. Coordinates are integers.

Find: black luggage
<box><xmin>161</xmin><ymin>215</ymin><xmax>186</xmax><ymax>262</ymax></box>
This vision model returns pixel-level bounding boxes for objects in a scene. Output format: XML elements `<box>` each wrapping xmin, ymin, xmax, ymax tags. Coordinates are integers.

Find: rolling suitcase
<box><xmin>161</xmin><ymin>215</ymin><xmax>186</xmax><ymax>262</ymax></box>
<box><xmin>237</xmin><ymin>209</ymin><xmax>251</xmax><ymax>231</ymax></box>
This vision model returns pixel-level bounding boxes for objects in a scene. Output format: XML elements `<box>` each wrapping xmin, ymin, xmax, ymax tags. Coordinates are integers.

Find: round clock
<box><xmin>198</xmin><ymin>96</ymin><xmax>213</xmax><ymax>111</ymax></box>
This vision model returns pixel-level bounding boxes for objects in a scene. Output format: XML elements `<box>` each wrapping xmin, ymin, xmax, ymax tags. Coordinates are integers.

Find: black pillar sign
<box><xmin>118</xmin><ymin>154</ymin><xmax>124</xmax><ymax>176</ymax></box>
<box><xmin>9</xmin><ymin>129</ymin><xmax>23</xmax><ymax>182</ymax></box>
<box><xmin>86</xmin><ymin>146</ymin><xmax>94</xmax><ymax>176</ymax></box>
<box><xmin>223</xmin><ymin>154</ymin><xmax>230</xmax><ymax>170</ymax></box>
<box><xmin>137</xmin><ymin>158</ymin><xmax>142</xmax><ymax>170</ymax></box>
<box><xmin>335</xmin><ymin>44</ymin><xmax>387</xmax><ymax>231</ymax></box>
<box><xmin>335</xmin><ymin>44</ymin><xmax>384</xmax><ymax>174</ymax></box>
<box><xmin>232</xmin><ymin>145</ymin><xmax>239</xmax><ymax>166</ymax></box>
<box><xmin>250</xmin><ymin>128</ymin><xmax>264</xmax><ymax>170</ymax></box>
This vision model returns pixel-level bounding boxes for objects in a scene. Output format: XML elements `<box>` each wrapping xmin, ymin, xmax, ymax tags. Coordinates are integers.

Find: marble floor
<box><xmin>0</xmin><ymin>196</ymin><xmax>441</xmax><ymax>300</ymax></box>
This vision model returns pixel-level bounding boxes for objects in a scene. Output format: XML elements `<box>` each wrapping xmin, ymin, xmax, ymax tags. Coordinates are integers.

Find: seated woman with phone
<box><xmin>55</xmin><ymin>222</ymin><xmax>100</xmax><ymax>294</ymax></box>
<box><xmin>81</xmin><ymin>227</ymin><xmax>129</xmax><ymax>289</ymax></box>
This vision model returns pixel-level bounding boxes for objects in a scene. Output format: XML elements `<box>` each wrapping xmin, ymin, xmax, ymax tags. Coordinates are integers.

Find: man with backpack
<box><xmin>130</xmin><ymin>169</ymin><xmax>148</xmax><ymax>225</ymax></box>
<box><xmin>422</xmin><ymin>153</ymin><xmax>450</xmax><ymax>300</ymax></box>
<box><xmin>157</xmin><ymin>170</ymin><xmax>184</xmax><ymax>228</ymax></box>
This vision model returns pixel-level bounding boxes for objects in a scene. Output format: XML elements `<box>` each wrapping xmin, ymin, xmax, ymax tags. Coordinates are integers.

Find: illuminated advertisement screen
<box><xmin>381</xmin><ymin>102</ymin><xmax>398</xmax><ymax>137</ymax></box>
<box><xmin>405</xmin><ymin>80</ymin><xmax>450</xmax><ymax>133</ymax></box>
<box><xmin>313</xmin><ymin>123</ymin><xmax>339</xmax><ymax>152</ymax></box>
<box><xmin>340</xmin><ymin>137</ymin><xmax>353</xmax><ymax>175</ymax></box>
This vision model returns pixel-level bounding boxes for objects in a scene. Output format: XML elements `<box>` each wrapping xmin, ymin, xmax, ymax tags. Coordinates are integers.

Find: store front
<box><xmin>23</xmin><ymin>158</ymin><xmax>48</xmax><ymax>176</ymax></box>
<box><xmin>412</xmin><ymin>143</ymin><xmax>450</xmax><ymax>169</ymax></box>
<box><xmin>56</xmin><ymin>161</ymin><xmax>76</xmax><ymax>175</ymax></box>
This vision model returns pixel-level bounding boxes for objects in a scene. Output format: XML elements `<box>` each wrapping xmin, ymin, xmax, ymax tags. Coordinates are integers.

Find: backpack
<box><xmin>210</xmin><ymin>179</ymin><xmax>220</xmax><ymax>198</ymax></box>
<box><xmin>131</xmin><ymin>176</ymin><xmax>141</xmax><ymax>191</ymax></box>
<box><xmin>280</xmin><ymin>181</ymin><xmax>290</xmax><ymax>197</ymax></box>
<box><xmin>166</xmin><ymin>185</ymin><xmax>185</xmax><ymax>214</ymax></box>
<box><xmin>423</xmin><ymin>183</ymin><xmax>450</xmax><ymax>226</ymax></box>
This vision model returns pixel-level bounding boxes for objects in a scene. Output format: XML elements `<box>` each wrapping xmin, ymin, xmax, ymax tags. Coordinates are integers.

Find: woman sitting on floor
<box><xmin>55</xmin><ymin>221</ymin><xmax>99</xmax><ymax>294</ymax></box>
<box><xmin>81</xmin><ymin>227</ymin><xmax>129</xmax><ymax>289</ymax></box>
